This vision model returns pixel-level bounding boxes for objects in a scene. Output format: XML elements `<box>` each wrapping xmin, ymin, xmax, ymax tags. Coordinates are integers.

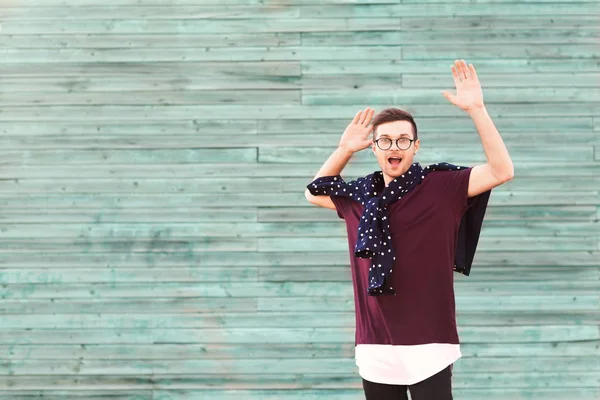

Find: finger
<box><xmin>451</xmin><ymin>65</ymin><xmax>461</xmax><ymax>86</ymax></box>
<box><xmin>359</xmin><ymin>107</ymin><xmax>372</xmax><ymax>125</ymax></box>
<box><xmin>461</xmin><ymin>59</ymin><xmax>470</xmax><ymax>79</ymax></box>
<box><xmin>364</xmin><ymin>108</ymin><xmax>375</xmax><ymax>125</ymax></box>
<box><xmin>458</xmin><ymin>60</ymin><xmax>469</xmax><ymax>79</ymax></box>
<box><xmin>456</xmin><ymin>59</ymin><xmax>468</xmax><ymax>80</ymax></box>
<box><xmin>469</xmin><ymin>63</ymin><xmax>478</xmax><ymax>81</ymax></box>
<box><xmin>352</xmin><ymin>110</ymin><xmax>363</xmax><ymax>124</ymax></box>
<box><xmin>454</xmin><ymin>60</ymin><xmax>463</xmax><ymax>81</ymax></box>
<box><xmin>441</xmin><ymin>91</ymin><xmax>457</xmax><ymax>105</ymax></box>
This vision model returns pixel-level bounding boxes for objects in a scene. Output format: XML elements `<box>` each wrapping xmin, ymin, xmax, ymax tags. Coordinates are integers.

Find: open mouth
<box><xmin>388</xmin><ymin>157</ymin><xmax>402</xmax><ymax>167</ymax></box>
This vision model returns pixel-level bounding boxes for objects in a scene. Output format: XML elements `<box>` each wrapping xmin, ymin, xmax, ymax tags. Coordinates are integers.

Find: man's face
<box><xmin>372</xmin><ymin>120</ymin><xmax>420</xmax><ymax>184</ymax></box>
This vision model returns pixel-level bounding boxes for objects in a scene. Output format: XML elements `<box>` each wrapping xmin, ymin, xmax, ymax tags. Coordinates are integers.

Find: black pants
<box><xmin>362</xmin><ymin>365</ymin><xmax>453</xmax><ymax>400</ymax></box>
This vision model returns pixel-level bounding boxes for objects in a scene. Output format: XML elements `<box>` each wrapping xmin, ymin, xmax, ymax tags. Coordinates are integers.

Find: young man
<box><xmin>305</xmin><ymin>60</ymin><xmax>514</xmax><ymax>400</ymax></box>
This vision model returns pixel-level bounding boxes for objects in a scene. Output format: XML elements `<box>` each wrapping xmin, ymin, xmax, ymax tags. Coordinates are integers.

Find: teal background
<box><xmin>0</xmin><ymin>0</ymin><xmax>598</xmax><ymax>399</ymax></box>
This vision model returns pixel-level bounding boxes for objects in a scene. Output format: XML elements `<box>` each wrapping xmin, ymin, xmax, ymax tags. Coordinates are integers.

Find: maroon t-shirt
<box><xmin>331</xmin><ymin>168</ymin><xmax>474</xmax><ymax>346</ymax></box>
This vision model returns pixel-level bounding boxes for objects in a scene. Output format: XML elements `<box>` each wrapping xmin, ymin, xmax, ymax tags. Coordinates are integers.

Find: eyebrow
<box><xmin>378</xmin><ymin>133</ymin><xmax>412</xmax><ymax>138</ymax></box>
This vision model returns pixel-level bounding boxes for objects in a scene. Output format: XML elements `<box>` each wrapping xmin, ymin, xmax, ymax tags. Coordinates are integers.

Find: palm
<box><xmin>340</xmin><ymin>108</ymin><xmax>375</xmax><ymax>153</ymax></box>
<box><xmin>442</xmin><ymin>60</ymin><xmax>484</xmax><ymax>112</ymax></box>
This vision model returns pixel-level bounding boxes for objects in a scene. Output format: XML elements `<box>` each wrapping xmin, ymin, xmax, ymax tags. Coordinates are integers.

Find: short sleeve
<box><xmin>330</xmin><ymin>195</ymin><xmax>348</xmax><ymax>220</ymax></box>
<box><xmin>442</xmin><ymin>167</ymin><xmax>474</xmax><ymax>215</ymax></box>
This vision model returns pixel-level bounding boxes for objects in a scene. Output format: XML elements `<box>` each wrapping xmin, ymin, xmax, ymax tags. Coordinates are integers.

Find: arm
<box><xmin>305</xmin><ymin>108</ymin><xmax>375</xmax><ymax>210</ymax></box>
<box><xmin>442</xmin><ymin>60</ymin><xmax>514</xmax><ymax>197</ymax></box>
<box><xmin>466</xmin><ymin>106</ymin><xmax>514</xmax><ymax>197</ymax></box>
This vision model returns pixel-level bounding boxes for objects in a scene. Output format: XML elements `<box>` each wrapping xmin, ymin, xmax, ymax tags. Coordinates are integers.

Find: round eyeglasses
<box><xmin>374</xmin><ymin>137</ymin><xmax>415</xmax><ymax>151</ymax></box>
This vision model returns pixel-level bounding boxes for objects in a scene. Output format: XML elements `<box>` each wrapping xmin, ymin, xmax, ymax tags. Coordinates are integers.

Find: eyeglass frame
<box><xmin>373</xmin><ymin>137</ymin><xmax>416</xmax><ymax>151</ymax></box>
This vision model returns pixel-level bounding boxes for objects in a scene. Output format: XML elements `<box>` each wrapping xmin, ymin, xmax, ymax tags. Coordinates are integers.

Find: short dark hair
<box><xmin>372</xmin><ymin>108</ymin><xmax>418</xmax><ymax>141</ymax></box>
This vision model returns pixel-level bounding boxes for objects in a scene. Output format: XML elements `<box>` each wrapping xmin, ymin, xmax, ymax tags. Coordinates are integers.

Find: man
<box><xmin>304</xmin><ymin>60</ymin><xmax>514</xmax><ymax>400</ymax></box>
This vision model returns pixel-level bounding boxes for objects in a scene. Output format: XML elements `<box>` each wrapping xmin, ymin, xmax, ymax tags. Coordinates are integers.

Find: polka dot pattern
<box><xmin>308</xmin><ymin>162</ymin><xmax>468</xmax><ymax>296</ymax></box>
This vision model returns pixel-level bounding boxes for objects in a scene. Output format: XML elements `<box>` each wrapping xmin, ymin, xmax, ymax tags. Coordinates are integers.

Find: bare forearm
<box><xmin>305</xmin><ymin>146</ymin><xmax>354</xmax><ymax>201</ymax></box>
<box><xmin>310</xmin><ymin>146</ymin><xmax>354</xmax><ymax>181</ymax></box>
<box><xmin>468</xmin><ymin>105</ymin><xmax>514</xmax><ymax>179</ymax></box>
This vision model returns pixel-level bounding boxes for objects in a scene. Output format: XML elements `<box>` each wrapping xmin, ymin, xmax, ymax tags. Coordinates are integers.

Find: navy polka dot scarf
<box><xmin>307</xmin><ymin>162</ymin><xmax>491</xmax><ymax>296</ymax></box>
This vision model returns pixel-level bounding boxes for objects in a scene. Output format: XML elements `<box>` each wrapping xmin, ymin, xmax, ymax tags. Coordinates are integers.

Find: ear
<box><xmin>414</xmin><ymin>139</ymin><xmax>420</xmax><ymax>152</ymax></box>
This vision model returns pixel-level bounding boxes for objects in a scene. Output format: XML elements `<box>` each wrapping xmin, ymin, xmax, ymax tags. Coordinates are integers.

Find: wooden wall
<box><xmin>0</xmin><ymin>0</ymin><xmax>598</xmax><ymax>399</ymax></box>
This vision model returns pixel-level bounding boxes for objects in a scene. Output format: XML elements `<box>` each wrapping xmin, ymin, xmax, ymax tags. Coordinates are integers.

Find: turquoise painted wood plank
<box><xmin>402</xmin><ymin>44</ymin><xmax>600</xmax><ymax>59</ymax></box>
<box><xmin>0</xmin><ymin>267</ymin><xmax>258</xmax><ymax>284</ymax></box>
<box><xmin>0</xmin><ymin>18</ymin><xmax>401</xmax><ymax>34</ymax></box>
<box><xmin>0</xmin><ymin>191</ymin><xmax>597</xmax><ymax>208</ymax></box>
<box><xmin>0</xmin><ymin>120</ymin><xmax>259</xmax><ymax>135</ymax></box>
<box><xmin>258</xmin><ymin>236</ymin><xmax>598</xmax><ymax>252</ymax></box>
<box><xmin>1</xmin><ymin>309</ymin><xmax>597</xmax><ymax>329</ymax></box>
<box><xmin>1</xmin><ymin>0</ymin><xmax>401</xmax><ymax>4</ymax></box>
<box><xmin>0</xmin><ymin>61</ymin><xmax>300</xmax><ymax>78</ymax></box>
<box><xmin>258</xmin><ymin>116</ymin><xmax>594</xmax><ymax>134</ymax></box>
<box><xmin>0</xmin><ymin>75</ymin><xmax>403</xmax><ymax>92</ymax></box>
<box><xmin>287</xmin><ymin>176</ymin><xmax>600</xmax><ymax>192</ymax></box>
<box><xmin>302</xmin><ymin>59</ymin><xmax>600</xmax><ymax>74</ymax></box>
<box><xmin>0</xmin><ymin>238</ymin><xmax>258</xmax><ymax>253</ymax></box>
<box><xmin>2</xmin><ymin>5</ymin><xmax>301</xmax><ymax>19</ymax></box>
<box><xmin>258</xmin><ymin>265</ymin><xmax>600</xmax><ymax>282</ymax></box>
<box><xmin>0</xmin><ymin>387</ymin><xmax>598</xmax><ymax>399</ymax></box>
<box><xmin>0</xmin><ymin>208</ymin><xmax>258</xmax><ymax>223</ymax></box>
<box><xmin>0</xmin><ymin>46</ymin><xmax>407</xmax><ymax>63</ymax></box>
<box><xmin>8</xmin><ymin>4</ymin><xmax>597</xmax><ymax>20</ymax></box>
<box><xmin>0</xmin><ymin>162</ymin><xmax>597</xmax><ymax>179</ymax></box>
<box><xmin>2</xmin><ymin>388</ymin><xmax>599</xmax><ymax>400</ymax></box>
<box><xmin>0</xmin><ymin>193</ymin><xmax>304</xmax><ymax>207</ymax></box>
<box><xmin>0</xmin><ymin>33</ymin><xmax>301</xmax><ymax>48</ymax></box>
<box><xmin>0</xmin><ymin>250</ymin><xmax>596</xmax><ymax>268</ymax></box>
<box><xmin>0</xmin><ymin>356</ymin><xmax>598</xmax><ymax>375</ymax></box>
<box><xmin>0</xmin><ymin>149</ymin><xmax>260</xmax><ymax>165</ymax></box>
<box><xmin>260</xmin><ymin>145</ymin><xmax>596</xmax><ymax>163</ymax></box>
<box><xmin>258</xmin><ymin>206</ymin><xmax>600</xmax><ymax>222</ymax></box>
<box><xmin>2</xmin><ymin>341</ymin><xmax>597</xmax><ymax>360</ymax></box>
<box><xmin>0</xmin><ymin>89</ymin><xmax>301</xmax><ymax>106</ymax></box>
<box><xmin>0</xmin><ymin>298</ymin><xmax>259</xmax><ymax>314</ymax></box>
<box><xmin>152</xmin><ymin>388</ymin><xmax>600</xmax><ymax>400</ymax></box>
<box><xmin>2</xmin><ymin>281</ymin><xmax>599</xmax><ymax>299</ymax></box>
<box><xmin>0</xmin><ymin>104</ymin><xmax>598</xmax><ymax>121</ymax></box>
<box><xmin>403</xmin><ymin>73</ymin><xmax>600</xmax><ymax>88</ymax></box>
<box><xmin>0</xmin><ymin>393</ymin><xmax>151</xmax><ymax>400</ymax></box>
<box><xmin>0</xmin><ymin>223</ymin><xmax>347</xmax><ymax>238</ymax></box>
<box><xmin>0</xmin><ymin>178</ymin><xmax>280</xmax><ymax>193</ymax></box>
<box><xmin>1</xmin><ymin>375</ymin><xmax>598</xmax><ymax>392</ymax></box>
<box><xmin>2</xmin><ymin>341</ymin><xmax>599</xmax><ymax>360</ymax></box>
<box><xmin>299</xmin><ymin>4</ymin><xmax>600</xmax><ymax>17</ymax></box>
<box><xmin>4</xmin><ymin>60</ymin><xmax>593</xmax><ymax>78</ymax></box>
<box><xmin>4</xmin><ymin>0</ymin><xmax>595</xmax><ymax>5</ymax></box>
<box><xmin>0</xmin><ymin>325</ymin><xmax>597</xmax><ymax>344</ymax></box>
<box><xmin>302</xmin><ymin>88</ymin><xmax>600</xmax><ymax>105</ymax></box>
<box><xmin>0</xmin><ymin>221</ymin><xmax>596</xmax><ymax>239</ymax></box>
<box><xmin>2</xmin><ymin>131</ymin><xmax>598</xmax><ymax>150</ymax></box>
<box><xmin>303</xmin><ymin>30</ymin><xmax>600</xmax><ymax>46</ymax></box>
<box><xmin>259</xmin><ymin>296</ymin><xmax>600</xmax><ymax>313</ymax></box>
<box><xmin>0</xmin><ymin>251</ymin><xmax>351</xmax><ymax>267</ymax></box>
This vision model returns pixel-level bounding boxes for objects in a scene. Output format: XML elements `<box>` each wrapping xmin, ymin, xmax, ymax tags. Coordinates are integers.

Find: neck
<box><xmin>383</xmin><ymin>166</ymin><xmax>411</xmax><ymax>186</ymax></box>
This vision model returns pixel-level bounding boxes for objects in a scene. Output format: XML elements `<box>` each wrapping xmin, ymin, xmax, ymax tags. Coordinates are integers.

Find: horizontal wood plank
<box><xmin>1</xmin><ymin>281</ymin><xmax>599</xmax><ymax>299</ymax></box>
<box><xmin>0</xmin><ymin>163</ymin><xmax>597</xmax><ymax>179</ymax></box>
<box><xmin>3</xmin><ymin>341</ymin><xmax>598</xmax><ymax>360</ymax></box>
<box><xmin>0</xmin><ymin>376</ymin><xmax>599</xmax><ymax>392</ymax></box>
<box><xmin>0</xmin><ymin>326</ymin><xmax>597</xmax><ymax>344</ymax></box>
<box><xmin>259</xmin><ymin>206</ymin><xmax>599</xmax><ymax>222</ymax></box>
<box><xmin>0</xmin><ymin>251</ymin><xmax>597</xmax><ymax>268</ymax></box>
<box><xmin>0</xmin><ymin>33</ymin><xmax>301</xmax><ymax>48</ymax></box>
<box><xmin>0</xmin><ymin>89</ymin><xmax>301</xmax><ymax>106</ymax></box>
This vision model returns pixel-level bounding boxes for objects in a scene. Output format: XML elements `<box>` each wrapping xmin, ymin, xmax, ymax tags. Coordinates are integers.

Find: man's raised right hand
<box><xmin>339</xmin><ymin>107</ymin><xmax>376</xmax><ymax>154</ymax></box>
